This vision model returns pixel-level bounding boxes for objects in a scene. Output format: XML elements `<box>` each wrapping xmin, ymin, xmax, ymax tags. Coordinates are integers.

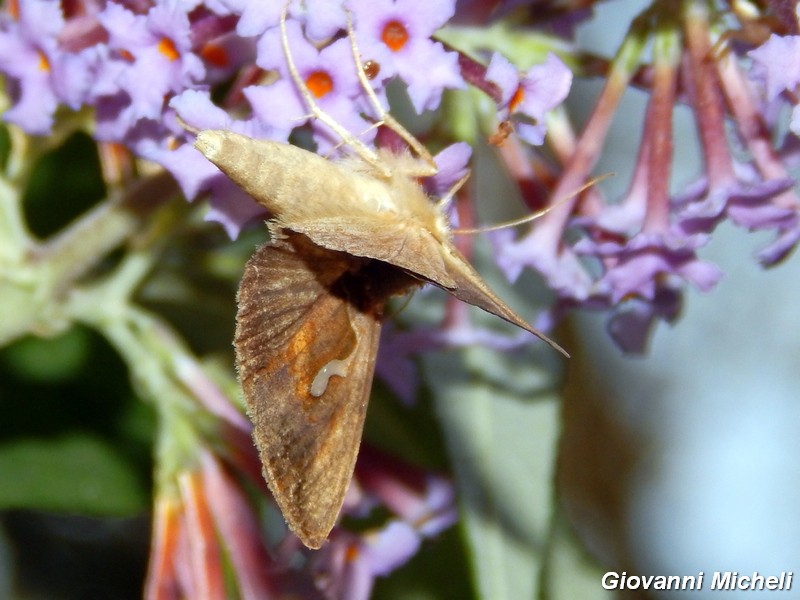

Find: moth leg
<box><xmin>344</xmin><ymin>11</ymin><xmax>438</xmax><ymax>177</ymax></box>
<box><xmin>279</xmin><ymin>3</ymin><xmax>388</xmax><ymax>174</ymax></box>
<box><xmin>322</xmin><ymin>121</ymin><xmax>383</xmax><ymax>159</ymax></box>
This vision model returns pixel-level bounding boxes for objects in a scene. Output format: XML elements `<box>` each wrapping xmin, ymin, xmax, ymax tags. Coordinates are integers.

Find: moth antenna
<box><xmin>279</xmin><ymin>3</ymin><xmax>388</xmax><ymax>174</ymax></box>
<box><xmin>345</xmin><ymin>10</ymin><xmax>438</xmax><ymax>177</ymax></box>
<box><xmin>453</xmin><ymin>173</ymin><xmax>612</xmax><ymax>235</ymax></box>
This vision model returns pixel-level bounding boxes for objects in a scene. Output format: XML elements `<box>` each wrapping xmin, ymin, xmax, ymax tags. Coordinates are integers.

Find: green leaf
<box><xmin>422</xmin><ymin>344</ymin><xmax>562</xmax><ymax>600</ymax></box>
<box><xmin>0</xmin><ymin>434</ymin><xmax>148</xmax><ymax>515</ymax></box>
<box><xmin>1</xmin><ymin>327</ymin><xmax>91</xmax><ymax>382</ymax></box>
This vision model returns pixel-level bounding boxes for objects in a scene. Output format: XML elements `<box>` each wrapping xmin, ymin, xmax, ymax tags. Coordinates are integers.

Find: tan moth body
<box><xmin>191</xmin><ymin>1</ymin><xmax>564</xmax><ymax>551</ymax></box>
<box><xmin>196</xmin><ymin>130</ymin><xmax>564</xmax><ymax>346</ymax></box>
<box><xmin>196</xmin><ymin>132</ymin><xmax>451</xmax><ymax>286</ymax></box>
<box><xmin>196</xmin><ymin>130</ymin><xmax>564</xmax><ymax>549</ymax></box>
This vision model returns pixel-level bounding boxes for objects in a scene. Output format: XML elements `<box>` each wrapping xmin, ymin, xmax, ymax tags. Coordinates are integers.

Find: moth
<box><xmin>192</xmin><ymin>8</ymin><xmax>566</xmax><ymax>549</ymax></box>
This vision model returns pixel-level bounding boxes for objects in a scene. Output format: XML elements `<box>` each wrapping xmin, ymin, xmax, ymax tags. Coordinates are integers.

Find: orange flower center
<box><xmin>345</xmin><ymin>543</ymin><xmax>360</xmax><ymax>562</ymax></box>
<box><xmin>381</xmin><ymin>20</ymin><xmax>409</xmax><ymax>52</ymax></box>
<box><xmin>158</xmin><ymin>37</ymin><xmax>180</xmax><ymax>62</ymax></box>
<box><xmin>509</xmin><ymin>85</ymin><xmax>524</xmax><ymax>112</ymax></box>
<box><xmin>201</xmin><ymin>43</ymin><xmax>229</xmax><ymax>68</ymax></box>
<box><xmin>306</xmin><ymin>70</ymin><xmax>334</xmax><ymax>98</ymax></box>
<box><xmin>37</xmin><ymin>49</ymin><xmax>51</xmax><ymax>72</ymax></box>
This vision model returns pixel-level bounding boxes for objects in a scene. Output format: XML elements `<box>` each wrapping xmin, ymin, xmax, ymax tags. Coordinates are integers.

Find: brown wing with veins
<box><xmin>234</xmin><ymin>232</ymin><xmax>417</xmax><ymax>548</ymax></box>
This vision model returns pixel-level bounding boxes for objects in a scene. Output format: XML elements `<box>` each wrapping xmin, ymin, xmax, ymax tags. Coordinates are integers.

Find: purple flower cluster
<box><xmin>311</xmin><ymin>445</ymin><xmax>458</xmax><ymax>600</ymax></box>
<box><xmin>5</xmin><ymin>3</ymin><xmax>795</xmax><ymax>356</ymax></box>
<box><xmin>486</xmin><ymin>2</ymin><xmax>800</xmax><ymax>353</ymax></box>
<box><xmin>0</xmin><ymin>0</ymin><xmax>569</xmax><ymax>238</ymax></box>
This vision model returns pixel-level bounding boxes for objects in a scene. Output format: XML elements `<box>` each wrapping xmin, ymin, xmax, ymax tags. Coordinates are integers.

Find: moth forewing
<box><xmin>436</xmin><ymin>241</ymin><xmax>568</xmax><ymax>355</ymax></box>
<box><xmin>195</xmin><ymin>130</ymin><xmax>379</xmax><ymax>221</ymax></box>
<box><xmin>195</xmin><ymin>130</ymin><xmax>458</xmax><ymax>283</ymax></box>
